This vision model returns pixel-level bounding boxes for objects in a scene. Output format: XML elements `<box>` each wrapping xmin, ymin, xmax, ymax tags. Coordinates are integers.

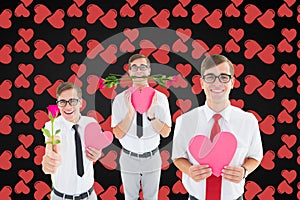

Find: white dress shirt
<box><xmin>111</xmin><ymin>88</ymin><xmax>172</xmax><ymax>153</ymax></box>
<box><xmin>44</xmin><ymin>115</ymin><xmax>98</xmax><ymax>194</ymax></box>
<box><xmin>172</xmin><ymin>103</ymin><xmax>263</xmax><ymax>200</ymax></box>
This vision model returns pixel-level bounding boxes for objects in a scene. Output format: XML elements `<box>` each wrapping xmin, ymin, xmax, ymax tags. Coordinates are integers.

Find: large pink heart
<box><xmin>131</xmin><ymin>87</ymin><xmax>155</xmax><ymax>114</ymax></box>
<box><xmin>84</xmin><ymin>122</ymin><xmax>113</xmax><ymax>150</ymax></box>
<box><xmin>188</xmin><ymin>132</ymin><xmax>237</xmax><ymax>177</ymax></box>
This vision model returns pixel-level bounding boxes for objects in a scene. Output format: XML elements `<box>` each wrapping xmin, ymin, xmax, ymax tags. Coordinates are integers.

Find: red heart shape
<box><xmin>281</xmin><ymin>134</ymin><xmax>297</xmax><ymax>148</ymax></box>
<box><xmin>14</xmin><ymin>145</ymin><xmax>30</xmax><ymax>159</ymax></box>
<box><xmin>120</xmin><ymin>3</ymin><xmax>135</xmax><ymax>17</ymax></box>
<box><xmin>0</xmin><ymin>80</ymin><xmax>12</xmax><ymax>100</ymax></box>
<box><xmin>0</xmin><ymin>115</ymin><xmax>12</xmax><ymax>135</ymax></box>
<box><xmin>18</xmin><ymin>63</ymin><xmax>34</xmax><ymax>78</ymax></box>
<box><xmin>0</xmin><ymin>9</ymin><xmax>12</xmax><ymax>29</ymax></box>
<box><xmin>281</xmin><ymin>169</ymin><xmax>297</xmax><ymax>184</ymax></box>
<box><xmin>277</xmin><ymin>145</ymin><xmax>293</xmax><ymax>159</ymax></box>
<box><xmin>14</xmin><ymin>4</ymin><xmax>30</xmax><ymax>17</ymax></box>
<box><xmin>14</xmin><ymin>109</ymin><xmax>30</xmax><ymax>124</ymax></box>
<box><xmin>244</xmin><ymin>75</ymin><xmax>262</xmax><ymax>94</ymax></box>
<box><xmin>176</xmin><ymin>99</ymin><xmax>192</xmax><ymax>113</ymax></box>
<box><xmin>259</xmin><ymin>115</ymin><xmax>275</xmax><ymax>135</ymax></box>
<box><xmin>99</xmin><ymin>186</ymin><xmax>117</xmax><ymax>200</ymax></box>
<box><xmin>68</xmin><ymin>75</ymin><xmax>82</xmax><ymax>88</ymax></box>
<box><xmin>99</xmin><ymin>150</ymin><xmax>117</xmax><ymax>170</ymax></box>
<box><xmin>189</xmin><ymin>132</ymin><xmax>237</xmax><ymax>177</ymax></box>
<box><xmin>120</xmin><ymin>39</ymin><xmax>135</xmax><ymax>53</ymax></box>
<box><xmin>100</xmin><ymin>115</ymin><xmax>113</xmax><ymax>132</ymax></box>
<box><xmin>34</xmin><ymin>4</ymin><xmax>51</xmax><ymax>24</ymax></box>
<box><xmin>176</xmin><ymin>28</ymin><xmax>192</xmax><ymax>42</ymax></box>
<box><xmin>123</xmin><ymin>28</ymin><xmax>139</xmax><ymax>42</ymax></box>
<box><xmin>139</xmin><ymin>4</ymin><xmax>157</xmax><ymax>24</ymax></box>
<box><xmin>277</xmin><ymin>74</ymin><xmax>293</xmax><ymax>88</ymax></box>
<box><xmin>281</xmin><ymin>99</ymin><xmax>296</xmax><ymax>113</ymax></box>
<box><xmin>225</xmin><ymin>3</ymin><xmax>240</xmax><ymax>17</ymax></box>
<box><xmin>18</xmin><ymin>99</ymin><xmax>34</xmax><ymax>113</ymax></box>
<box><xmin>139</xmin><ymin>39</ymin><xmax>157</xmax><ymax>57</ymax></box>
<box><xmin>18</xmin><ymin>134</ymin><xmax>34</xmax><ymax>148</ymax></box>
<box><xmin>47</xmin><ymin>9</ymin><xmax>65</xmax><ymax>29</ymax></box>
<box><xmin>87</xmin><ymin>110</ymin><xmax>104</xmax><ymax>123</ymax></box>
<box><xmin>86</xmin><ymin>4</ymin><xmax>104</xmax><ymax>24</ymax></box>
<box><xmin>34</xmin><ymin>40</ymin><xmax>52</xmax><ymax>59</ymax></box>
<box><xmin>244</xmin><ymin>181</ymin><xmax>262</xmax><ymax>199</ymax></box>
<box><xmin>277</xmin><ymin>109</ymin><xmax>293</xmax><ymax>124</ymax></box>
<box><xmin>14</xmin><ymin>39</ymin><xmax>30</xmax><ymax>53</ymax></box>
<box><xmin>229</xmin><ymin>28</ymin><xmax>244</xmax><ymax>42</ymax></box>
<box><xmin>277</xmin><ymin>180</ymin><xmax>293</xmax><ymax>194</ymax></box>
<box><xmin>208</xmin><ymin>44</ymin><xmax>223</xmax><ymax>55</ymax></box>
<box><xmin>34</xmin><ymin>145</ymin><xmax>45</xmax><ymax>165</ymax></box>
<box><xmin>191</xmin><ymin>40</ymin><xmax>208</xmax><ymax>59</ymax></box>
<box><xmin>172</xmin><ymin>109</ymin><xmax>183</xmax><ymax>123</ymax></box>
<box><xmin>152</xmin><ymin>9</ymin><xmax>170</xmax><ymax>28</ymax></box>
<box><xmin>100</xmin><ymin>9</ymin><xmax>117</xmax><ymax>29</ymax></box>
<box><xmin>281</xmin><ymin>63</ymin><xmax>297</xmax><ymax>78</ymax></box>
<box><xmin>34</xmin><ymin>181</ymin><xmax>51</xmax><ymax>200</ymax></box>
<box><xmin>47</xmin><ymin>80</ymin><xmax>64</xmax><ymax>98</ymax></box>
<box><xmin>67</xmin><ymin>39</ymin><xmax>82</xmax><ymax>53</ymax></box>
<box><xmin>18</xmin><ymin>169</ymin><xmax>33</xmax><ymax>184</ymax></box>
<box><xmin>93</xmin><ymin>181</ymin><xmax>104</xmax><ymax>196</ymax></box>
<box><xmin>86</xmin><ymin>39</ymin><xmax>104</xmax><ymax>59</ymax></box>
<box><xmin>257</xmin><ymin>9</ymin><xmax>275</xmax><ymax>28</ymax></box>
<box><xmin>244</xmin><ymin>4</ymin><xmax>262</xmax><ymax>23</ymax></box>
<box><xmin>234</xmin><ymin>64</ymin><xmax>244</xmax><ymax>77</ymax></box>
<box><xmin>0</xmin><ymin>44</ymin><xmax>12</xmax><ymax>64</ymax></box>
<box><xmin>158</xmin><ymin>186</ymin><xmax>170</xmax><ymax>200</ymax></box>
<box><xmin>160</xmin><ymin>150</ymin><xmax>170</xmax><ymax>170</ymax></box>
<box><xmin>33</xmin><ymin>110</ymin><xmax>49</xmax><ymax>130</ymax></box>
<box><xmin>277</xmin><ymin>39</ymin><xmax>293</xmax><ymax>53</ymax></box>
<box><xmin>131</xmin><ymin>87</ymin><xmax>155</xmax><ymax>114</ymax></box>
<box><xmin>176</xmin><ymin>63</ymin><xmax>192</xmax><ymax>78</ymax></box>
<box><xmin>99</xmin><ymin>44</ymin><xmax>117</xmax><ymax>64</ymax></box>
<box><xmin>172</xmin><ymin>3</ymin><xmax>188</xmax><ymax>17</ymax></box>
<box><xmin>204</xmin><ymin>9</ymin><xmax>222</xmax><ymax>28</ymax></box>
<box><xmin>281</xmin><ymin>28</ymin><xmax>297</xmax><ymax>42</ymax></box>
<box><xmin>225</xmin><ymin>39</ymin><xmax>240</xmax><ymax>53</ymax></box>
<box><xmin>172</xmin><ymin>74</ymin><xmax>188</xmax><ymax>89</ymax></box>
<box><xmin>0</xmin><ymin>150</ymin><xmax>12</xmax><ymax>170</ymax></box>
<box><xmin>257</xmin><ymin>80</ymin><xmax>275</xmax><ymax>99</ymax></box>
<box><xmin>67</xmin><ymin>3</ymin><xmax>82</xmax><ymax>17</ymax></box>
<box><xmin>87</xmin><ymin>75</ymin><xmax>100</xmax><ymax>95</ymax></box>
<box><xmin>191</xmin><ymin>4</ymin><xmax>209</xmax><ymax>24</ymax></box>
<box><xmin>172</xmin><ymin>39</ymin><xmax>188</xmax><ymax>53</ymax></box>
<box><xmin>18</xmin><ymin>28</ymin><xmax>34</xmax><ymax>42</ymax></box>
<box><xmin>152</xmin><ymin>44</ymin><xmax>170</xmax><ymax>64</ymax></box>
<box><xmin>230</xmin><ymin>99</ymin><xmax>244</xmax><ymax>109</ymax></box>
<box><xmin>257</xmin><ymin>186</ymin><xmax>275</xmax><ymax>199</ymax></box>
<box><xmin>0</xmin><ymin>186</ymin><xmax>12</xmax><ymax>199</ymax></box>
<box><xmin>47</xmin><ymin>44</ymin><xmax>65</xmax><ymax>64</ymax></box>
<box><xmin>84</xmin><ymin>122</ymin><xmax>113</xmax><ymax>150</ymax></box>
<box><xmin>244</xmin><ymin>39</ymin><xmax>262</xmax><ymax>59</ymax></box>
<box><xmin>71</xmin><ymin>28</ymin><xmax>86</xmax><ymax>42</ymax></box>
<box><xmin>71</xmin><ymin>63</ymin><xmax>86</xmax><ymax>77</ymax></box>
<box><xmin>278</xmin><ymin>3</ymin><xmax>293</xmax><ymax>17</ymax></box>
<box><xmin>260</xmin><ymin>150</ymin><xmax>275</xmax><ymax>170</ymax></box>
<box><xmin>191</xmin><ymin>75</ymin><xmax>202</xmax><ymax>94</ymax></box>
<box><xmin>172</xmin><ymin>180</ymin><xmax>187</xmax><ymax>194</ymax></box>
<box><xmin>33</xmin><ymin>75</ymin><xmax>51</xmax><ymax>94</ymax></box>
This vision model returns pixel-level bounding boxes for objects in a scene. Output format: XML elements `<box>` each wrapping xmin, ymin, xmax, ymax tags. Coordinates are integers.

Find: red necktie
<box><xmin>206</xmin><ymin>114</ymin><xmax>222</xmax><ymax>200</ymax></box>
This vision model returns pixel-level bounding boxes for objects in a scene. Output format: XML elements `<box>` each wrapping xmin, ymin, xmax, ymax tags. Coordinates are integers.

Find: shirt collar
<box><xmin>61</xmin><ymin>115</ymin><xmax>82</xmax><ymax>130</ymax></box>
<box><xmin>203</xmin><ymin>102</ymin><xmax>232</xmax><ymax>122</ymax></box>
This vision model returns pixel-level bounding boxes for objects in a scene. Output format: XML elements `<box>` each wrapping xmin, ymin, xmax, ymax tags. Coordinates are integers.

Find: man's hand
<box><xmin>42</xmin><ymin>136</ymin><xmax>62</xmax><ymax>174</ymax></box>
<box><xmin>222</xmin><ymin>166</ymin><xmax>245</xmax><ymax>183</ymax></box>
<box><xmin>188</xmin><ymin>164</ymin><xmax>212</xmax><ymax>182</ymax></box>
<box><xmin>86</xmin><ymin>147</ymin><xmax>102</xmax><ymax>162</ymax></box>
<box><xmin>146</xmin><ymin>93</ymin><xmax>157</xmax><ymax>118</ymax></box>
<box><xmin>124</xmin><ymin>91</ymin><xmax>135</xmax><ymax>114</ymax></box>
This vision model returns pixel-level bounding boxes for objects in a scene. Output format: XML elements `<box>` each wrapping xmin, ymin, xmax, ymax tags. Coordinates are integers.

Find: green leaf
<box><xmin>53</xmin><ymin>139</ymin><xmax>61</xmax><ymax>144</ymax></box>
<box><xmin>45</xmin><ymin>141</ymin><xmax>52</xmax><ymax>145</ymax></box>
<box><xmin>41</xmin><ymin>128</ymin><xmax>51</xmax><ymax>137</ymax></box>
<box><xmin>55</xmin><ymin>129</ymin><xmax>61</xmax><ymax>135</ymax></box>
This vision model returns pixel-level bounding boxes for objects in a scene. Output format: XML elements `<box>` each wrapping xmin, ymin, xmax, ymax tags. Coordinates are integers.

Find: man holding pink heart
<box><xmin>172</xmin><ymin>54</ymin><xmax>263</xmax><ymax>200</ymax></box>
<box><xmin>42</xmin><ymin>82</ymin><xmax>102</xmax><ymax>200</ymax></box>
<box><xmin>111</xmin><ymin>54</ymin><xmax>172</xmax><ymax>200</ymax></box>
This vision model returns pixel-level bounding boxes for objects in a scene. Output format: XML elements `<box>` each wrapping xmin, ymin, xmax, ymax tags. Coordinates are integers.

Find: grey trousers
<box><xmin>120</xmin><ymin>149</ymin><xmax>162</xmax><ymax>200</ymax></box>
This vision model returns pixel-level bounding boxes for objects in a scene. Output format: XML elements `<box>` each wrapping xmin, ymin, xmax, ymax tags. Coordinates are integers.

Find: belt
<box><xmin>122</xmin><ymin>147</ymin><xmax>159</xmax><ymax>158</ymax></box>
<box><xmin>189</xmin><ymin>195</ymin><xmax>243</xmax><ymax>200</ymax></box>
<box><xmin>53</xmin><ymin>186</ymin><xmax>94</xmax><ymax>200</ymax></box>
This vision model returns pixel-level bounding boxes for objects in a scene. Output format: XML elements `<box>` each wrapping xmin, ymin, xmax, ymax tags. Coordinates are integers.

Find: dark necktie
<box><xmin>136</xmin><ymin>112</ymin><xmax>143</xmax><ymax>138</ymax></box>
<box><xmin>206</xmin><ymin>114</ymin><xmax>222</xmax><ymax>200</ymax></box>
<box><xmin>72</xmin><ymin>124</ymin><xmax>84</xmax><ymax>177</ymax></box>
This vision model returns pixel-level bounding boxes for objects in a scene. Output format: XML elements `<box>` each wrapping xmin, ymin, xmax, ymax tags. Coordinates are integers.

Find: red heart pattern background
<box><xmin>0</xmin><ymin>0</ymin><xmax>299</xmax><ymax>199</ymax></box>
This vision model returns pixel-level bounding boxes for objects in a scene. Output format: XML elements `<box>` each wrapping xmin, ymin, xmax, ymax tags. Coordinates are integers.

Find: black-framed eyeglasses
<box><xmin>202</xmin><ymin>73</ymin><xmax>233</xmax><ymax>83</ymax></box>
<box><xmin>56</xmin><ymin>98</ymin><xmax>80</xmax><ymax>107</ymax></box>
<box><xmin>130</xmin><ymin>64</ymin><xmax>149</xmax><ymax>72</ymax></box>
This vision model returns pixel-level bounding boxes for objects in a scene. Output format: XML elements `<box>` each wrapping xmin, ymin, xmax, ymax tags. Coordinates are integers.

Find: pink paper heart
<box><xmin>189</xmin><ymin>132</ymin><xmax>237</xmax><ymax>177</ymax></box>
<box><xmin>131</xmin><ymin>87</ymin><xmax>155</xmax><ymax>114</ymax></box>
<box><xmin>84</xmin><ymin>122</ymin><xmax>113</xmax><ymax>150</ymax></box>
